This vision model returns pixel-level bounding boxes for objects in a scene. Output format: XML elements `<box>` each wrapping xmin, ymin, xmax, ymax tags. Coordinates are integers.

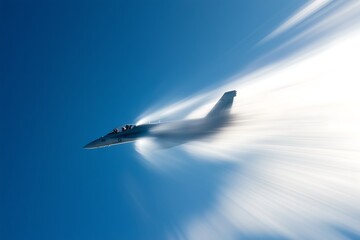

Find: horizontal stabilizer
<box><xmin>206</xmin><ymin>90</ymin><xmax>237</xmax><ymax>118</ymax></box>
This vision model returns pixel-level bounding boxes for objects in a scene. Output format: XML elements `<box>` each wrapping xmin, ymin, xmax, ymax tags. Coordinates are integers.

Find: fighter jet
<box><xmin>84</xmin><ymin>90</ymin><xmax>236</xmax><ymax>149</ymax></box>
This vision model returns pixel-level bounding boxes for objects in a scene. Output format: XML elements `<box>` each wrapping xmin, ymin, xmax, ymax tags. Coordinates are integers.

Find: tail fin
<box><xmin>206</xmin><ymin>90</ymin><xmax>237</xmax><ymax>118</ymax></box>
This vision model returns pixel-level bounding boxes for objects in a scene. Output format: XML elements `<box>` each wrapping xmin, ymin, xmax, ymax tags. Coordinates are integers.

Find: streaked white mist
<box><xmin>135</xmin><ymin>1</ymin><xmax>360</xmax><ymax>239</ymax></box>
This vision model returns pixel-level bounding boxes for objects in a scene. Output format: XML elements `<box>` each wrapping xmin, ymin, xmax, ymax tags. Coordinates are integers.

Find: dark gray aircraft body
<box><xmin>84</xmin><ymin>90</ymin><xmax>236</xmax><ymax>149</ymax></box>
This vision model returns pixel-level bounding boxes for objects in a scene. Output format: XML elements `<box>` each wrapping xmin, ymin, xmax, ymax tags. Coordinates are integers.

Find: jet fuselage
<box><xmin>83</xmin><ymin>116</ymin><xmax>230</xmax><ymax>149</ymax></box>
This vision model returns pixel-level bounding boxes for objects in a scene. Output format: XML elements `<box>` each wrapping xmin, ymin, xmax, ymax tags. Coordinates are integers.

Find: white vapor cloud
<box><xmin>182</xmin><ymin>30</ymin><xmax>360</xmax><ymax>239</ymax></box>
<box><xmin>135</xmin><ymin>1</ymin><xmax>360</xmax><ymax>239</ymax></box>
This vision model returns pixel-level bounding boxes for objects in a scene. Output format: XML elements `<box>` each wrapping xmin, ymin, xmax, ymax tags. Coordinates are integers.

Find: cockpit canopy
<box><xmin>121</xmin><ymin>124</ymin><xmax>135</xmax><ymax>131</ymax></box>
<box><xmin>110</xmin><ymin>124</ymin><xmax>135</xmax><ymax>134</ymax></box>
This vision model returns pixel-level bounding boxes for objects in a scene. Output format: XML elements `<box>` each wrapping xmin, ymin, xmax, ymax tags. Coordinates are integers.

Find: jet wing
<box><xmin>206</xmin><ymin>90</ymin><xmax>237</xmax><ymax>118</ymax></box>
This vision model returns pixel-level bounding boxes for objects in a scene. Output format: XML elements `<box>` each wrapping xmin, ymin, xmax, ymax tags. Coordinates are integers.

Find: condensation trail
<box><xmin>135</xmin><ymin>1</ymin><xmax>360</xmax><ymax>239</ymax></box>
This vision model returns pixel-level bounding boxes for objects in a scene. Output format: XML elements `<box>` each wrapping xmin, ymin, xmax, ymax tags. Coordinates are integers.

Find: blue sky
<box><xmin>0</xmin><ymin>0</ymin><xmax>318</xmax><ymax>239</ymax></box>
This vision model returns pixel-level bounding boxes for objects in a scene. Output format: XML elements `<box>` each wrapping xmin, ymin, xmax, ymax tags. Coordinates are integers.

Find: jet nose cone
<box><xmin>83</xmin><ymin>142</ymin><xmax>93</xmax><ymax>149</ymax></box>
<box><xmin>83</xmin><ymin>139</ymin><xmax>99</xmax><ymax>149</ymax></box>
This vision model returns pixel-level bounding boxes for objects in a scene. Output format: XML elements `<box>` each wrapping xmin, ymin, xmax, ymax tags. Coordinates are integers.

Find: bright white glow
<box><xmin>182</xmin><ymin>30</ymin><xmax>360</xmax><ymax>239</ymax></box>
<box><xmin>136</xmin><ymin>1</ymin><xmax>360</xmax><ymax>239</ymax></box>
